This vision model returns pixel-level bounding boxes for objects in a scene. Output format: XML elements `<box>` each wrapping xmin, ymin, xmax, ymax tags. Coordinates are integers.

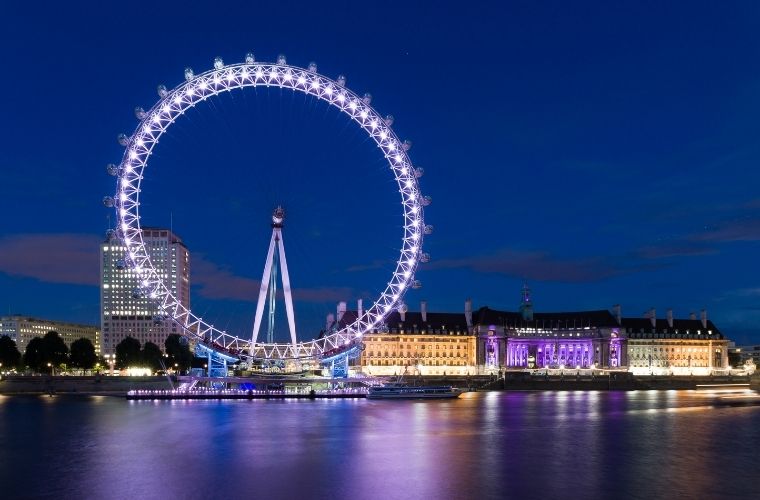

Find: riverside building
<box><xmin>473</xmin><ymin>286</ymin><xmax>624</xmax><ymax>372</ymax></box>
<box><xmin>624</xmin><ymin>308</ymin><xmax>729</xmax><ymax>375</ymax></box>
<box><xmin>100</xmin><ymin>228</ymin><xmax>190</xmax><ymax>354</ymax></box>
<box><xmin>333</xmin><ymin>301</ymin><xmax>477</xmax><ymax>376</ymax></box>
<box><xmin>473</xmin><ymin>285</ymin><xmax>731</xmax><ymax>375</ymax></box>
<box><xmin>0</xmin><ymin>316</ymin><xmax>100</xmax><ymax>354</ymax></box>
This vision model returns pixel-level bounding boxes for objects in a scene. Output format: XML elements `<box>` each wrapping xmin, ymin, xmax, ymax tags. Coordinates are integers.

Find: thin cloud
<box><xmin>631</xmin><ymin>200</ymin><xmax>760</xmax><ymax>256</ymax></box>
<box><xmin>690</xmin><ymin>218</ymin><xmax>760</xmax><ymax>243</ymax></box>
<box><xmin>192</xmin><ymin>255</ymin><xmax>355</xmax><ymax>303</ymax></box>
<box><xmin>345</xmin><ymin>259</ymin><xmax>390</xmax><ymax>272</ymax></box>
<box><xmin>429</xmin><ymin>249</ymin><xmax>662</xmax><ymax>283</ymax></box>
<box><xmin>0</xmin><ymin>233</ymin><xmax>100</xmax><ymax>286</ymax></box>
<box><xmin>293</xmin><ymin>286</ymin><xmax>356</xmax><ymax>303</ymax></box>
<box><xmin>191</xmin><ymin>256</ymin><xmax>261</xmax><ymax>302</ymax></box>
<box><xmin>716</xmin><ymin>287</ymin><xmax>760</xmax><ymax>301</ymax></box>
<box><xmin>636</xmin><ymin>244</ymin><xmax>717</xmax><ymax>260</ymax></box>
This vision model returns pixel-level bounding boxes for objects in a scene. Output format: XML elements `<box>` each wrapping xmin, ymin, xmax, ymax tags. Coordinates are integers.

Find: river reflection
<box><xmin>1</xmin><ymin>391</ymin><xmax>758</xmax><ymax>499</ymax></box>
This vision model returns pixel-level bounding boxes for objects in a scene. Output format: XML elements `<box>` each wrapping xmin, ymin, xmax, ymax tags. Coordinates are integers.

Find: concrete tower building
<box><xmin>100</xmin><ymin>228</ymin><xmax>190</xmax><ymax>354</ymax></box>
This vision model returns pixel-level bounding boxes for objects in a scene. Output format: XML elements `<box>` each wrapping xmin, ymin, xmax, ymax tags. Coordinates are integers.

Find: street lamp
<box><xmin>103</xmin><ymin>354</ymin><xmax>115</xmax><ymax>376</ymax></box>
<box><xmin>47</xmin><ymin>362</ymin><xmax>53</xmax><ymax>376</ymax></box>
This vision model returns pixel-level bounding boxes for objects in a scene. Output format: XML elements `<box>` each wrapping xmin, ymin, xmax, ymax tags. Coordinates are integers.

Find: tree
<box><xmin>42</xmin><ymin>331</ymin><xmax>69</xmax><ymax>367</ymax></box>
<box><xmin>70</xmin><ymin>338</ymin><xmax>97</xmax><ymax>369</ymax></box>
<box><xmin>23</xmin><ymin>337</ymin><xmax>47</xmax><ymax>372</ymax></box>
<box><xmin>141</xmin><ymin>342</ymin><xmax>164</xmax><ymax>371</ymax></box>
<box><xmin>115</xmin><ymin>336</ymin><xmax>141</xmax><ymax>368</ymax></box>
<box><xmin>165</xmin><ymin>334</ymin><xmax>193</xmax><ymax>373</ymax></box>
<box><xmin>22</xmin><ymin>332</ymin><xmax>69</xmax><ymax>373</ymax></box>
<box><xmin>0</xmin><ymin>335</ymin><xmax>22</xmax><ymax>369</ymax></box>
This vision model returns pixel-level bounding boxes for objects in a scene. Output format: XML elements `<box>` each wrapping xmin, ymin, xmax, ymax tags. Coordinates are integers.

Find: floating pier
<box><xmin>127</xmin><ymin>388</ymin><xmax>368</xmax><ymax>401</ymax></box>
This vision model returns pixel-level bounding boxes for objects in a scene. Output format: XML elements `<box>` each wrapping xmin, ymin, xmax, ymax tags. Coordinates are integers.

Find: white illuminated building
<box><xmin>100</xmin><ymin>228</ymin><xmax>189</xmax><ymax>354</ymax></box>
<box><xmin>0</xmin><ymin>316</ymin><xmax>100</xmax><ymax>355</ymax></box>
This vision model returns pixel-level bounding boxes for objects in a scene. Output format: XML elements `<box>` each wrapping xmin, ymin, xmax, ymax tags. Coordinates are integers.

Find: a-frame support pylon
<box><xmin>251</xmin><ymin>207</ymin><xmax>297</xmax><ymax>348</ymax></box>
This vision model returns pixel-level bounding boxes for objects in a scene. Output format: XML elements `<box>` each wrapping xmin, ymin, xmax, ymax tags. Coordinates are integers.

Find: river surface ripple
<box><xmin>1</xmin><ymin>390</ymin><xmax>758</xmax><ymax>500</ymax></box>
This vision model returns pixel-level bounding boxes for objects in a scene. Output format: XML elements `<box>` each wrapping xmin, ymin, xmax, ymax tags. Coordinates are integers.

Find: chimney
<box><xmin>357</xmin><ymin>299</ymin><xmax>363</xmax><ymax>320</ymax></box>
<box><xmin>689</xmin><ymin>312</ymin><xmax>697</xmax><ymax>321</ymax></box>
<box><xmin>420</xmin><ymin>300</ymin><xmax>427</xmax><ymax>322</ymax></box>
<box><xmin>465</xmin><ymin>298</ymin><xmax>473</xmax><ymax>328</ymax></box>
<box><xmin>666</xmin><ymin>309</ymin><xmax>673</xmax><ymax>328</ymax></box>
<box><xmin>326</xmin><ymin>313</ymin><xmax>335</xmax><ymax>331</ymax></box>
<box><xmin>399</xmin><ymin>303</ymin><xmax>407</xmax><ymax>322</ymax></box>
<box><xmin>701</xmin><ymin>309</ymin><xmax>707</xmax><ymax>329</ymax></box>
<box><xmin>337</xmin><ymin>301</ymin><xmax>346</xmax><ymax>323</ymax></box>
<box><xmin>647</xmin><ymin>308</ymin><xmax>656</xmax><ymax>328</ymax></box>
<box><xmin>612</xmin><ymin>304</ymin><xmax>622</xmax><ymax>325</ymax></box>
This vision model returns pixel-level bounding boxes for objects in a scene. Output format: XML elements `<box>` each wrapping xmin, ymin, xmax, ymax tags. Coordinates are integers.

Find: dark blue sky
<box><xmin>1</xmin><ymin>1</ymin><xmax>759</xmax><ymax>343</ymax></box>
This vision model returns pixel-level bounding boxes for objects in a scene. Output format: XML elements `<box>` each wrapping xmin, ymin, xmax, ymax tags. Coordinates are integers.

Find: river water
<box><xmin>1</xmin><ymin>390</ymin><xmax>758</xmax><ymax>500</ymax></box>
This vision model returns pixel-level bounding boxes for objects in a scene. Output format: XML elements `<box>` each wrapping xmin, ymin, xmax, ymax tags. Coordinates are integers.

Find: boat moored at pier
<box><xmin>367</xmin><ymin>384</ymin><xmax>462</xmax><ymax>400</ymax></box>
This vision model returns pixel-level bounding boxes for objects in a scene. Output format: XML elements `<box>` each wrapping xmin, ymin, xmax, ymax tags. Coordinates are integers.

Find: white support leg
<box><xmin>251</xmin><ymin>231</ymin><xmax>278</xmax><ymax>345</ymax></box>
<box><xmin>276</xmin><ymin>229</ymin><xmax>298</xmax><ymax>348</ymax></box>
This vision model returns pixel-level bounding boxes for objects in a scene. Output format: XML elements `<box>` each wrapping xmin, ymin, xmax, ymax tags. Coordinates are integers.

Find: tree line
<box><xmin>0</xmin><ymin>331</ymin><xmax>194</xmax><ymax>374</ymax></box>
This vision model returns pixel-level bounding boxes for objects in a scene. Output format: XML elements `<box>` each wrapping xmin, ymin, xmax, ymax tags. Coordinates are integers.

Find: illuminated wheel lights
<box><xmin>106</xmin><ymin>54</ymin><xmax>428</xmax><ymax>360</ymax></box>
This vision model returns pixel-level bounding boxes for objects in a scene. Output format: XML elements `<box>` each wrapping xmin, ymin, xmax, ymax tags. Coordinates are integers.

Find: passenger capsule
<box><xmin>277</xmin><ymin>54</ymin><xmax>287</xmax><ymax>65</ymax></box>
<box><xmin>213</xmin><ymin>56</ymin><xmax>224</xmax><ymax>69</ymax></box>
<box><xmin>117</xmin><ymin>133</ymin><xmax>129</xmax><ymax>146</ymax></box>
<box><xmin>157</xmin><ymin>84</ymin><xmax>168</xmax><ymax>98</ymax></box>
<box><xmin>115</xmin><ymin>259</ymin><xmax>126</xmax><ymax>270</ymax></box>
<box><xmin>105</xmin><ymin>229</ymin><xmax>116</xmax><ymax>240</ymax></box>
<box><xmin>106</xmin><ymin>163</ymin><xmax>119</xmax><ymax>176</ymax></box>
<box><xmin>362</xmin><ymin>93</ymin><xmax>372</xmax><ymax>104</ymax></box>
<box><xmin>308</xmin><ymin>62</ymin><xmax>318</xmax><ymax>72</ymax></box>
<box><xmin>402</xmin><ymin>140</ymin><xmax>412</xmax><ymax>151</ymax></box>
<box><xmin>414</xmin><ymin>167</ymin><xmax>424</xmax><ymax>178</ymax></box>
<box><xmin>421</xmin><ymin>195</ymin><xmax>432</xmax><ymax>207</ymax></box>
<box><xmin>385</xmin><ymin>114</ymin><xmax>394</xmax><ymax>127</ymax></box>
<box><xmin>102</xmin><ymin>196</ymin><xmax>115</xmax><ymax>208</ymax></box>
<box><xmin>336</xmin><ymin>75</ymin><xmax>346</xmax><ymax>87</ymax></box>
<box><xmin>424</xmin><ymin>224</ymin><xmax>434</xmax><ymax>235</ymax></box>
<box><xmin>184</xmin><ymin>67</ymin><xmax>194</xmax><ymax>81</ymax></box>
<box><xmin>134</xmin><ymin>107</ymin><xmax>146</xmax><ymax>120</ymax></box>
<box><xmin>153</xmin><ymin>314</ymin><xmax>165</xmax><ymax>325</ymax></box>
<box><xmin>245</xmin><ymin>52</ymin><xmax>255</xmax><ymax>64</ymax></box>
<box><xmin>412</xmin><ymin>280</ymin><xmax>422</xmax><ymax>290</ymax></box>
<box><xmin>420</xmin><ymin>253</ymin><xmax>431</xmax><ymax>263</ymax></box>
<box><xmin>132</xmin><ymin>288</ymin><xmax>144</xmax><ymax>299</ymax></box>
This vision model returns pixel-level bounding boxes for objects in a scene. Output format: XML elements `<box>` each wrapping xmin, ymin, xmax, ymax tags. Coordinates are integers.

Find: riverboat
<box><xmin>367</xmin><ymin>384</ymin><xmax>462</xmax><ymax>400</ymax></box>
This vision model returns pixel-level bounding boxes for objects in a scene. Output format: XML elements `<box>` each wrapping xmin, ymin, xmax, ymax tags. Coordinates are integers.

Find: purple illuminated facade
<box><xmin>507</xmin><ymin>339</ymin><xmax>594</xmax><ymax>368</ymax></box>
<box><xmin>474</xmin><ymin>303</ymin><xmax>627</xmax><ymax>371</ymax></box>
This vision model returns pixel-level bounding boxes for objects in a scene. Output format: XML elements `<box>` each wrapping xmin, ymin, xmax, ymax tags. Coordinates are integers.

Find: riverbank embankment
<box><xmin>0</xmin><ymin>375</ymin><xmax>173</xmax><ymax>395</ymax></box>
<box><xmin>1</xmin><ymin>372</ymin><xmax>757</xmax><ymax>396</ymax></box>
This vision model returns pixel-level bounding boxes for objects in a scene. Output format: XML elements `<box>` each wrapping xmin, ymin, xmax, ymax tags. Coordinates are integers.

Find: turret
<box><xmin>519</xmin><ymin>283</ymin><xmax>534</xmax><ymax>321</ymax></box>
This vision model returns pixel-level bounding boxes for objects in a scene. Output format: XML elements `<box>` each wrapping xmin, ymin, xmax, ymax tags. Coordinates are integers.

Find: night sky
<box><xmin>1</xmin><ymin>1</ymin><xmax>759</xmax><ymax>344</ymax></box>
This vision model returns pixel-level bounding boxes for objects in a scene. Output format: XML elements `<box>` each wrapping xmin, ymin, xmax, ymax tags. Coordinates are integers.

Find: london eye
<box><xmin>103</xmin><ymin>53</ymin><xmax>430</xmax><ymax>363</ymax></box>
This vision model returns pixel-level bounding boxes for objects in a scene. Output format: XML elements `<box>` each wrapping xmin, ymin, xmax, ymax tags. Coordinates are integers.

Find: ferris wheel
<box><xmin>103</xmin><ymin>53</ymin><xmax>431</xmax><ymax>361</ymax></box>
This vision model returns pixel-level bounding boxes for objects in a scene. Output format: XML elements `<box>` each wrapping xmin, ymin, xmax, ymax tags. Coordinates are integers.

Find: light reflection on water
<box><xmin>0</xmin><ymin>391</ymin><xmax>758</xmax><ymax>500</ymax></box>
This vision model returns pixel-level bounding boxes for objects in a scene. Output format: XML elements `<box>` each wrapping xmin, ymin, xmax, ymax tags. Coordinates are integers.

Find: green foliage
<box><xmin>0</xmin><ymin>335</ymin><xmax>22</xmax><ymax>368</ymax></box>
<box><xmin>165</xmin><ymin>334</ymin><xmax>193</xmax><ymax>372</ymax></box>
<box><xmin>70</xmin><ymin>338</ymin><xmax>97</xmax><ymax>369</ymax></box>
<box><xmin>23</xmin><ymin>337</ymin><xmax>46</xmax><ymax>371</ymax></box>
<box><xmin>115</xmin><ymin>336</ymin><xmax>142</xmax><ymax>368</ymax></box>
<box><xmin>140</xmin><ymin>342</ymin><xmax>164</xmax><ymax>371</ymax></box>
<box><xmin>22</xmin><ymin>331</ymin><xmax>69</xmax><ymax>373</ymax></box>
<box><xmin>43</xmin><ymin>331</ymin><xmax>69</xmax><ymax>366</ymax></box>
